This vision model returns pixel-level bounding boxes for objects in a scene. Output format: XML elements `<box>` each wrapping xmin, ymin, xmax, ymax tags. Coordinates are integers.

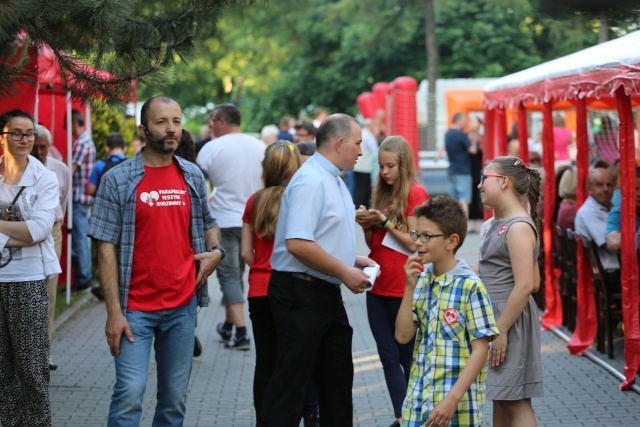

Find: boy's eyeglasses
<box><xmin>480</xmin><ymin>173</ymin><xmax>506</xmax><ymax>185</ymax></box>
<box><xmin>410</xmin><ymin>230</ymin><xmax>447</xmax><ymax>243</ymax></box>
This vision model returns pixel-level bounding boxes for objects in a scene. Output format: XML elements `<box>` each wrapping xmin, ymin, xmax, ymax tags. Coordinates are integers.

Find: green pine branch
<box><xmin>0</xmin><ymin>0</ymin><xmax>253</xmax><ymax>103</ymax></box>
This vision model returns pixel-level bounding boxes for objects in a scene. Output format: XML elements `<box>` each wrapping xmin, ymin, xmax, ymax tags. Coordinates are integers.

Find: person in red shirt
<box><xmin>356</xmin><ymin>136</ymin><xmax>429</xmax><ymax>427</ymax></box>
<box><xmin>89</xmin><ymin>96</ymin><xmax>223</xmax><ymax>426</ymax></box>
<box><xmin>240</xmin><ymin>141</ymin><xmax>319</xmax><ymax>426</ymax></box>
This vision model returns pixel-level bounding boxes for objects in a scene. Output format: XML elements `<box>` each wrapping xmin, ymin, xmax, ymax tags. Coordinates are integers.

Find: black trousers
<box><xmin>249</xmin><ymin>296</ymin><xmax>318</xmax><ymax>422</ymax></box>
<box><xmin>258</xmin><ymin>271</ymin><xmax>353</xmax><ymax>427</ymax></box>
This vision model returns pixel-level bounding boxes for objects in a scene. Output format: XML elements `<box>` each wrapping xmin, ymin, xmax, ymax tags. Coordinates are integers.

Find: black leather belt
<box><xmin>281</xmin><ymin>271</ymin><xmax>340</xmax><ymax>289</ymax></box>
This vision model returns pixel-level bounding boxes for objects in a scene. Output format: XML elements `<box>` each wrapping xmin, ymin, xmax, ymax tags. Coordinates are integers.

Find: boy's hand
<box><xmin>490</xmin><ymin>333</ymin><xmax>508</xmax><ymax>367</ymax></box>
<box><xmin>404</xmin><ymin>254</ymin><xmax>422</xmax><ymax>289</ymax></box>
<box><xmin>426</xmin><ymin>394</ymin><xmax>457</xmax><ymax>427</ymax></box>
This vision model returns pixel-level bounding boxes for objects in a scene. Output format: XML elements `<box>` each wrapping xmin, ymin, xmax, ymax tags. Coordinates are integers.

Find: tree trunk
<box><xmin>598</xmin><ymin>11</ymin><xmax>608</xmax><ymax>43</ymax></box>
<box><xmin>425</xmin><ymin>0</ymin><xmax>438</xmax><ymax>151</ymax></box>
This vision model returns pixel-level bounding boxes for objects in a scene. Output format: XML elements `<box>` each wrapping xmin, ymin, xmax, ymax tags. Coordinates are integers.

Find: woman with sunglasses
<box><xmin>356</xmin><ymin>136</ymin><xmax>428</xmax><ymax>427</ymax></box>
<box><xmin>0</xmin><ymin>110</ymin><xmax>60</xmax><ymax>427</ymax></box>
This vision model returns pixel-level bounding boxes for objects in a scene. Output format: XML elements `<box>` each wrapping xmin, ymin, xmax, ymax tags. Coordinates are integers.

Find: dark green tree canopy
<box><xmin>0</xmin><ymin>0</ymin><xmax>245</xmax><ymax>101</ymax></box>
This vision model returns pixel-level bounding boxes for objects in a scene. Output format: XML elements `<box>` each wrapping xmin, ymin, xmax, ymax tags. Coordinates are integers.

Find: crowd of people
<box><xmin>1</xmin><ymin>95</ymin><xmax>629</xmax><ymax>427</ymax></box>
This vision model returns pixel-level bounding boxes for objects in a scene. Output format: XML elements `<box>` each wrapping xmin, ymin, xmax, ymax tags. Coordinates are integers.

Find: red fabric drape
<box><xmin>484</xmin><ymin>107</ymin><xmax>495</xmax><ymax>221</ymax></box>
<box><xmin>517</xmin><ymin>102</ymin><xmax>530</xmax><ymax>164</ymax></box>
<box><xmin>568</xmin><ymin>97</ymin><xmax>597</xmax><ymax>354</ymax></box>
<box><xmin>496</xmin><ymin>107</ymin><xmax>508</xmax><ymax>156</ymax></box>
<box><xmin>615</xmin><ymin>87</ymin><xmax>640</xmax><ymax>389</ymax></box>
<box><xmin>540</xmin><ymin>102</ymin><xmax>562</xmax><ymax>328</ymax></box>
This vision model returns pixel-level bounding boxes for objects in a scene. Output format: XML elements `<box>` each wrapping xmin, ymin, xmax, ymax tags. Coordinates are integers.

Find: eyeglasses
<box><xmin>1</xmin><ymin>131</ymin><xmax>37</xmax><ymax>142</ymax></box>
<box><xmin>410</xmin><ymin>230</ymin><xmax>447</xmax><ymax>243</ymax></box>
<box><xmin>480</xmin><ymin>173</ymin><xmax>506</xmax><ymax>185</ymax></box>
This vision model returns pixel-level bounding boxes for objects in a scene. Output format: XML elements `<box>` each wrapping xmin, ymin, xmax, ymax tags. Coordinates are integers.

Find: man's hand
<box><xmin>341</xmin><ymin>266</ymin><xmax>370</xmax><ymax>294</ymax></box>
<box><xmin>355</xmin><ymin>255</ymin><xmax>376</xmax><ymax>269</ymax></box>
<box><xmin>106</xmin><ymin>313</ymin><xmax>133</xmax><ymax>357</ymax></box>
<box><xmin>194</xmin><ymin>250</ymin><xmax>222</xmax><ymax>289</ymax></box>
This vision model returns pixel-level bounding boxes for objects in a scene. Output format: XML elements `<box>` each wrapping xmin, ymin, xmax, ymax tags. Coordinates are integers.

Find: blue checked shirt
<box><xmin>402</xmin><ymin>259</ymin><xmax>499</xmax><ymax>427</ymax></box>
<box><xmin>72</xmin><ymin>131</ymin><xmax>96</xmax><ymax>204</ymax></box>
<box><xmin>88</xmin><ymin>151</ymin><xmax>217</xmax><ymax>313</ymax></box>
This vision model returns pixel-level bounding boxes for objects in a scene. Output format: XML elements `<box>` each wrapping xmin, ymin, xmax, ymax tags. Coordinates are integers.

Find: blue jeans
<box><xmin>72</xmin><ymin>202</ymin><xmax>92</xmax><ymax>284</ymax></box>
<box><xmin>107</xmin><ymin>297</ymin><xmax>197</xmax><ymax>427</ymax></box>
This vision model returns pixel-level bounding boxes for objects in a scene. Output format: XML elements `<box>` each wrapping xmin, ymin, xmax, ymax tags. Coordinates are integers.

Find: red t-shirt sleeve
<box><xmin>405</xmin><ymin>182</ymin><xmax>429</xmax><ymax>217</ymax></box>
<box><xmin>243</xmin><ymin>193</ymin><xmax>256</xmax><ymax>224</ymax></box>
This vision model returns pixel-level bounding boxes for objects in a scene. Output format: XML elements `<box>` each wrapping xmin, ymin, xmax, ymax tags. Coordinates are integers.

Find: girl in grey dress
<box><xmin>477</xmin><ymin>156</ymin><xmax>543</xmax><ymax>427</ymax></box>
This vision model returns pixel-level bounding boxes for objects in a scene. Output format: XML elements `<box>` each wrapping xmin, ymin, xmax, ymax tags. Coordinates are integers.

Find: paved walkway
<box><xmin>46</xmin><ymin>232</ymin><xmax>640</xmax><ymax>426</ymax></box>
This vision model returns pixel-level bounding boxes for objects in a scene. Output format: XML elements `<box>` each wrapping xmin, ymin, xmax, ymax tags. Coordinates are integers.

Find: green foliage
<box><xmin>90</xmin><ymin>101</ymin><xmax>137</xmax><ymax>160</ymax></box>
<box><xmin>143</xmin><ymin>0</ymin><xmax>634</xmax><ymax>132</ymax></box>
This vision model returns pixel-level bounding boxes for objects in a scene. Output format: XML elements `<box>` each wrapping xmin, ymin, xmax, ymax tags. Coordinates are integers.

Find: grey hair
<box><xmin>35</xmin><ymin>124</ymin><xmax>52</xmax><ymax>145</ymax></box>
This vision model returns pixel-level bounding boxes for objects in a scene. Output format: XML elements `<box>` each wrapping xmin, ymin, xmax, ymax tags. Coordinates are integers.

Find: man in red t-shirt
<box><xmin>89</xmin><ymin>96</ymin><xmax>224</xmax><ymax>426</ymax></box>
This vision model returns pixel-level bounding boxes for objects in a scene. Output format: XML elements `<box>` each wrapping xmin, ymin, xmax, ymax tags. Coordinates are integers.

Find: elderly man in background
<box><xmin>575</xmin><ymin>167</ymin><xmax>619</xmax><ymax>290</ymax></box>
<box><xmin>32</xmin><ymin>124</ymin><xmax>71</xmax><ymax>371</ymax></box>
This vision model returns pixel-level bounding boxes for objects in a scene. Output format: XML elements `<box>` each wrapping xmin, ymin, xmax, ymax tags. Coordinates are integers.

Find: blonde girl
<box><xmin>477</xmin><ymin>156</ymin><xmax>543</xmax><ymax>427</ymax></box>
<box><xmin>356</xmin><ymin>136</ymin><xmax>428</xmax><ymax>427</ymax></box>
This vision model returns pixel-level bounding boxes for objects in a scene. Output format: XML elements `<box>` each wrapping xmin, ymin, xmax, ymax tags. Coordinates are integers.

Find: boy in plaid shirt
<box><xmin>396</xmin><ymin>196</ymin><xmax>499</xmax><ymax>427</ymax></box>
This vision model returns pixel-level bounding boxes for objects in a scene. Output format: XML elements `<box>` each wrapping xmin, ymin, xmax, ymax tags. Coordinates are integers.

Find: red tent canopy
<box><xmin>0</xmin><ymin>43</ymin><xmax>136</xmax><ymax>294</ymax></box>
<box><xmin>484</xmin><ymin>30</ymin><xmax>640</xmax><ymax>390</ymax></box>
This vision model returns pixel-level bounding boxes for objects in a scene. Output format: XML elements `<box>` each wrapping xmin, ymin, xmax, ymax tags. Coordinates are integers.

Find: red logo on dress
<box><xmin>498</xmin><ymin>225</ymin><xmax>508</xmax><ymax>236</ymax></box>
<box><xmin>443</xmin><ymin>308</ymin><xmax>458</xmax><ymax>325</ymax></box>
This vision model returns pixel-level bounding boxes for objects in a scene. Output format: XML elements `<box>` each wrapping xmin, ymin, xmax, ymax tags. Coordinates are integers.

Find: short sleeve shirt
<box><xmin>445</xmin><ymin>129</ymin><xmax>472</xmax><ymax>176</ymax></box>
<box><xmin>270</xmin><ymin>152</ymin><xmax>356</xmax><ymax>285</ymax></box>
<box><xmin>402</xmin><ymin>259</ymin><xmax>499</xmax><ymax>427</ymax></box>
<box><xmin>242</xmin><ymin>193</ymin><xmax>275</xmax><ymax>298</ymax></box>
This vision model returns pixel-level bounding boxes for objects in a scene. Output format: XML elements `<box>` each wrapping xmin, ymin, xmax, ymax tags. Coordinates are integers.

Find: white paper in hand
<box><xmin>363</xmin><ymin>264</ymin><xmax>381</xmax><ymax>290</ymax></box>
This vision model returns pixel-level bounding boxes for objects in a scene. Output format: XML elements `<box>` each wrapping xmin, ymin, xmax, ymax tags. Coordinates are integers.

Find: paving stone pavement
<box><xmin>45</xmin><ymin>231</ymin><xmax>640</xmax><ymax>426</ymax></box>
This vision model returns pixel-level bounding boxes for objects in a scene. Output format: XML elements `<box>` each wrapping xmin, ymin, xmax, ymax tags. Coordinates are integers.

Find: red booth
<box><xmin>0</xmin><ymin>43</ymin><xmax>133</xmax><ymax>301</ymax></box>
<box><xmin>484</xmin><ymin>30</ymin><xmax>640</xmax><ymax>389</ymax></box>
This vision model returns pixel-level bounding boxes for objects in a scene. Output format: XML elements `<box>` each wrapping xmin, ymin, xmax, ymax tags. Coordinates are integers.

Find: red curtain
<box><xmin>540</xmin><ymin>101</ymin><xmax>562</xmax><ymax>328</ymax></box>
<box><xmin>496</xmin><ymin>107</ymin><xmax>508</xmax><ymax>156</ymax></box>
<box><xmin>615</xmin><ymin>87</ymin><xmax>640</xmax><ymax>389</ymax></box>
<box><xmin>484</xmin><ymin>107</ymin><xmax>495</xmax><ymax>221</ymax></box>
<box><xmin>568</xmin><ymin>97</ymin><xmax>597</xmax><ymax>354</ymax></box>
<box><xmin>517</xmin><ymin>102</ymin><xmax>530</xmax><ymax>163</ymax></box>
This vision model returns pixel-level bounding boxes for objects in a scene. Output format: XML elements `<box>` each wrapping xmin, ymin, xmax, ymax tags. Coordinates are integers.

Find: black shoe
<box><xmin>194</xmin><ymin>335</ymin><xmax>203</xmax><ymax>358</ymax></box>
<box><xmin>71</xmin><ymin>281</ymin><xmax>91</xmax><ymax>293</ymax></box>
<box><xmin>224</xmin><ymin>335</ymin><xmax>250</xmax><ymax>351</ymax></box>
<box><xmin>49</xmin><ymin>357</ymin><xmax>58</xmax><ymax>371</ymax></box>
<box><xmin>216</xmin><ymin>322</ymin><xmax>232</xmax><ymax>342</ymax></box>
<box><xmin>388</xmin><ymin>421</ymin><xmax>400</xmax><ymax>427</ymax></box>
<box><xmin>90</xmin><ymin>285</ymin><xmax>104</xmax><ymax>300</ymax></box>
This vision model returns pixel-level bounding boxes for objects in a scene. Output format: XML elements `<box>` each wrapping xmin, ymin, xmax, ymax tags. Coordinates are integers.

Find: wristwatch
<box><xmin>211</xmin><ymin>245</ymin><xmax>226</xmax><ymax>260</ymax></box>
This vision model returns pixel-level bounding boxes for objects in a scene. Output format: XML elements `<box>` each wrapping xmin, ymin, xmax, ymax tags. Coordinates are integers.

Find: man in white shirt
<box><xmin>33</xmin><ymin>124</ymin><xmax>71</xmax><ymax>370</ymax></box>
<box><xmin>196</xmin><ymin>103</ymin><xmax>265</xmax><ymax>350</ymax></box>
